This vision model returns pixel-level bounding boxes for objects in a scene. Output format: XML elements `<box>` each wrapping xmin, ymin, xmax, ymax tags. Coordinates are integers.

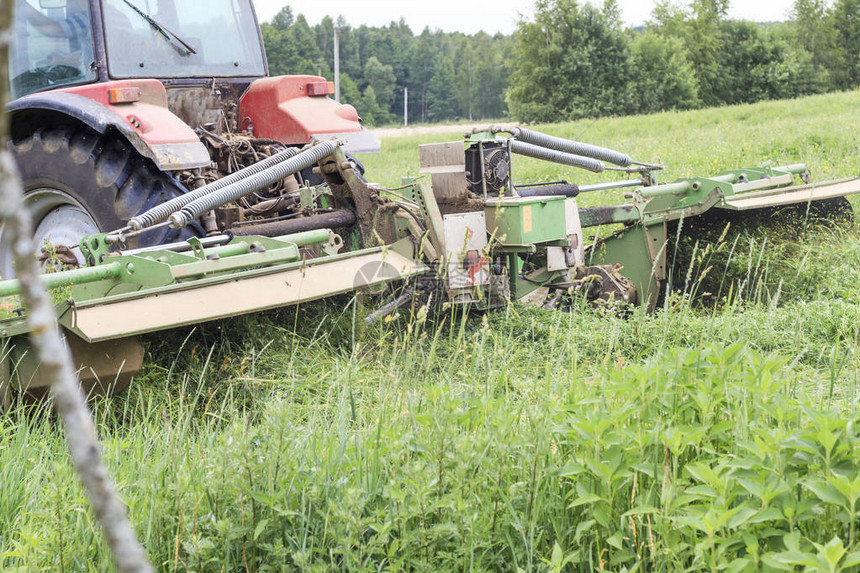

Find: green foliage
<box><xmin>7</xmin><ymin>63</ymin><xmax>860</xmax><ymax>573</ymax></box>
<box><xmin>628</xmin><ymin>31</ymin><xmax>699</xmax><ymax>113</ymax></box>
<box><xmin>793</xmin><ymin>0</ymin><xmax>838</xmax><ymax>76</ymax></box>
<box><xmin>359</xmin><ymin>85</ymin><xmax>383</xmax><ymax>127</ymax></box>
<box><xmin>269</xmin><ymin>6</ymin><xmax>293</xmax><ymax>32</ymax></box>
<box><xmin>336</xmin><ymin>72</ymin><xmax>361</xmax><ymax>109</ymax></box>
<box><xmin>258</xmin><ymin>13</ymin><xmax>510</xmax><ymax>125</ymax></box>
<box><xmin>833</xmin><ymin>0</ymin><xmax>860</xmax><ymax>87</ymax></box>
<box><xmin>507</xmin><ymin>0</ymin><xmax>632</xmax><ymax>122</ymax></box>
<box><xmin>504</xmin><ymin>0</ymin><xmax>860</xmax><ymax>122</ymax></box>
<box><xmin>426</xmin><ymin>56</ymin><xmax>458</xmax><ymax>121</ymax></box>
<box><xmin>711</xmin><ymin>21</ymin><xmax>821</xmax><ymax>103</ymax></box>
<box><xmin>362</xmin><ymin>57</ymin><xmax>396</xmax><ymax>123</ymax></box>
<box><xmin>260</xmin><ymin>2</ymin><xmax>860</xmax><ymax>125</ymax></box>
<box><xmin>4</xmin><ymin>302</ymin><xmax>860</xmax><ymax>569</ymax></box>
<box><xmin>261</xmin><ymin>13</ymin><xmax>322</xmax><ymax>78</ymax></box>
<box><xmin>456</xmin><ymin>32</ymin><xmax>510</xmax><ymax>120</ymax></box>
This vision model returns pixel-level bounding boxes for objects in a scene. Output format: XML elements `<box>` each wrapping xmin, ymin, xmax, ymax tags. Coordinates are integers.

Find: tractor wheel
<box><xmin>0</xmin><ymin>125</ymin><xmax>196</xmax><ymax>278</ymax></box>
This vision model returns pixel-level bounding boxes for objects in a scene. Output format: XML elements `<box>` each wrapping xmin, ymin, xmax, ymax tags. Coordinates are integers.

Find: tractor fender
<box><xmin>239</xmin><ymin>75</ymin><xmax>380</xmax><ymax>153</ymax></box>
<box><xmin>9</xmin><ymin>79</ymin><xmax>210</xmax><ymax>171</ymax></box>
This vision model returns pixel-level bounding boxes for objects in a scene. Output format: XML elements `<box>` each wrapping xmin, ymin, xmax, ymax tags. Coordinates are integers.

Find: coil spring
<box><xmin>170</xmin><ymin>141</ymin><xmax>341</xmax><ymax>229</ymax></box>
<box><xmin>510</xmin><ymin>140</ymin><xmax>605</xmax><ymax>173</ymax></box>
<box><xmin>510</xmin><ymin>127</ymin><xmax>632</xmax><ymax>167</ymax></box>
<box><xmin>127</xmin><ymin>146</ymin><xmax>301</xmax><ymax>231</ymax></box>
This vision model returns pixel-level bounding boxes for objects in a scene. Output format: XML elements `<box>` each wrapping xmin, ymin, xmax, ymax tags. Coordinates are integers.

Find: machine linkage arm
<box><xmin>0</xmin><ymin>230</ymin><xmax>336</xmax><ymax>301</ymax></box>
<box><xmin>578</xmin><ymin>164</ymin><xmax>811</xmax><ymax>228</ymax></box>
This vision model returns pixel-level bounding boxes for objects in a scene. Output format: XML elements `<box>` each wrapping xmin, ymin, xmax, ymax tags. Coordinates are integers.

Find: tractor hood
<box><xmin>238</xmin><ymin>75</ymin><xmax>380</xmax><ymax>153</ymax></box>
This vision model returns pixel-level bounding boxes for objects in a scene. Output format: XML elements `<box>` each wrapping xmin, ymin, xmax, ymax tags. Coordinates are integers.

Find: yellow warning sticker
<box><xmin>522</xmin><ymin>205</ymin><xmax>533</xmax><ymax>234</ymax></box>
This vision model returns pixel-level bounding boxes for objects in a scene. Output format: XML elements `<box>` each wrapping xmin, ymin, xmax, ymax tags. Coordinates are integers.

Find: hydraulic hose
<box><xmin>510</xmin><ymin>140</ymin><xmax>605</xmax><ymax>173</ymax></box>
<box><xmin>169</xmin><ymin>140</ymin><xmax>341</xmax><ymax>229</ymax></box>
<box><xmin>507</xmin><ymin>126</ymin><xmax>633</xmax><ymax>167</ymax></box>
<box><xmin>126</xmin><ymin>145</ymin><xmax>301</xmax><ymax>231</ymax></box>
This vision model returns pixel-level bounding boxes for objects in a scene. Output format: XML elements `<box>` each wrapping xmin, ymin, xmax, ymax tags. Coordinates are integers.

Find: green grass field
<box><xmin>3</xmin><ymin>91</ymin><xmax>860</xmax><ymax>571</ymax></box>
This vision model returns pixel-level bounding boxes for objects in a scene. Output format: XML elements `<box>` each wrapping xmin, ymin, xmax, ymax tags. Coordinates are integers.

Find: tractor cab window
<box><xmin>103</xmin><ymin>0</ymin><xmax>266</xmax><ymax>78</ymax></box>
<box><xmin>10</xmin><ymin>0</ymin><xmax>98</xmax><ymax>99</ymax></box>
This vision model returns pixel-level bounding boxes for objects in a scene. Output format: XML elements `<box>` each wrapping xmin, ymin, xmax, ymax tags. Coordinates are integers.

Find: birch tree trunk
<box><xmin>0</xmin><ymin>3</ymin><xmax>153</xmax><ymax>571</ymax></box>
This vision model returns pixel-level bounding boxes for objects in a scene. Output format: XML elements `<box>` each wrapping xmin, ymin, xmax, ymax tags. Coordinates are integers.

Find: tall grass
<box><xmin>3</xmin><ymin>300</ymin><xmax>860</xmax><ymax>570</ymax></box>
<box><xmin>360</xmin><ymin>91</ymin><xmax>860</xmax><ymax>203</ymax></box>
<box><xmin>2</xmin><ymin>91</ymin><xmax>860</xmax><ymax>570</ymax></box>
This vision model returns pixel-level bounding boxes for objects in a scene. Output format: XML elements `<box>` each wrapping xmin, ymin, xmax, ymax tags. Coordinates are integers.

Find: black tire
<box><xmin>2</xmin><ymin>124</ymin><xmax>197</xmax><ymax>274</ymax></box>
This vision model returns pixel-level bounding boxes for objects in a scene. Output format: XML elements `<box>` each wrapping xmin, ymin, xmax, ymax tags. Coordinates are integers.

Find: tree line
<box><xmin>261</xmin><ymin>8</ymin><xmax>510</xmax><ymax>125</ymax></box>
<box><xmin>261</xmin><ymin>0</ymin><xmax>860</xmax><ymax>125</ymax></box>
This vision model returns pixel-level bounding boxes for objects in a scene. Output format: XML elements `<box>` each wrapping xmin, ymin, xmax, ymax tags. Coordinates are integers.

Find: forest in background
<box><xmin>260</xmin><ymin>0</ymin><xmax>860</xmax><ymax>125</ymax></box>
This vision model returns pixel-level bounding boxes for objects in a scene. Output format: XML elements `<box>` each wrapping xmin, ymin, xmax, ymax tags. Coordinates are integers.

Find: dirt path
<box><xmin>372</xmin><ymin>122</ymin><xmax>517</xmax><ymax>139</ymax></box>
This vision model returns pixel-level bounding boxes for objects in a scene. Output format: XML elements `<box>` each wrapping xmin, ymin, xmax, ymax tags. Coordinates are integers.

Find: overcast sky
<box><xmin>251</xmin><ymin>1</ymin><xmax>796</xmax><ymax>34</ymax></box>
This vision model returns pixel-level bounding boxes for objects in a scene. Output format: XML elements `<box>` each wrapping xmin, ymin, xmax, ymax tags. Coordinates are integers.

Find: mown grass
<box><xmin>2</xmin><ymin>91</ymin><xmax>860</xmax><ymax>571</ymax></box>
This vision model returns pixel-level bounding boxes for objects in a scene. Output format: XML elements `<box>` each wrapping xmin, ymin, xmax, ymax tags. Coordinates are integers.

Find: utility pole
<box><xmin>333</xmin><ymin>27</ymin><xmax>340</xmax><ymax>102</ymax></box>
<box><xmin>404</xmin><ymin>87</ymin><xmax>408</xmax><ymax>126</ymax></box>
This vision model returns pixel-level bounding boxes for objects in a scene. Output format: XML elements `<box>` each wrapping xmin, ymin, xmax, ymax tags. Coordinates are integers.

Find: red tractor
<box><xmin>3</xmin><ymin>0</ymin><xmax>376</xmax><ymax>277</ymax></box>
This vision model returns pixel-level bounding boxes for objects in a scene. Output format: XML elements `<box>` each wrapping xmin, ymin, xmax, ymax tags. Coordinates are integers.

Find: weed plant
<box><xmin>2</xmin><ymin>92</ymin><xmax>860</xmax><ymax>570</ymax></box>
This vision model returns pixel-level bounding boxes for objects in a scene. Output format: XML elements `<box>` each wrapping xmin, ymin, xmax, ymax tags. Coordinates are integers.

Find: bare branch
<box><xmin>0</xmin><ymin>3</ymin><xmax>153</xmax><ymax>572</ymax></box>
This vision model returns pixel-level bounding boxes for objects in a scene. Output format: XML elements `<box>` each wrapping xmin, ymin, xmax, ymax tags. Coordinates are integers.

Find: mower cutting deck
<box><xmin>2</xmin><ymin>130</ymin><xmax>859</xmax><ymax>403</ymax></box>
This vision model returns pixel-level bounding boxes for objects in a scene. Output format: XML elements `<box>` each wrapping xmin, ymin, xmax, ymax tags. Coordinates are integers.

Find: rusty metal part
<box><xmin>169</xmin><ymin>141</ymin><xmax>341</xmax><ymax>229</ymax></box>
<box><xmin>579</xmin><ymin>205</ymin><xmax>640</xmax><ymax>227</ymax></box>
<box><xmin>178</xmin><ymin>130</ymin><xmax>305</xmax><ymax>229</ymax></box>
<box><xmin>38</xmin><ymin>244</ymin><xmax>80</xmax><ymax>269</ymax></box>
<box><xmin>243</xmin><ymin>195</ymin><xmax>299</xmax><ymax>217</ymax></box>
<box><xmin>549</xmin><ymin>265</ymin><xmax>638</xmax><ymax>307</ymax></box>
<box><xmin>516</xmin><ymin>183</ymin><xmax>581</xmax><ymax>198</ymax></box>
<box><xmin>320</xmin><ymin>155</ymin><xmax>400</xmax><ymax>247</ymax></box>
<box><xmin>231</xmin><ymin>209</ymin><xmax>356</xmax><ymax>237</ymax></box>
<box><xmin>165</xmin><ymin>81</ymin><xmax>250</xmax><ymax>134</ymax></box>
<box><xmin>215</xmin><ymin>207</ymin><xmax>244</xmax><ymax>230</ymax></box>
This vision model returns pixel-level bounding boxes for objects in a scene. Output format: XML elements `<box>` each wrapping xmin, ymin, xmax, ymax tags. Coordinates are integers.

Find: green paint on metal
<box><xmin>0</xmin><ymin>232</ymin><xmax>332</xmax><ymax>303</ymax></box>
<box><xmin>639</xmin><ymin>180</ymin><xmax>692</xmax><ymax>199</ymax></box>
<box><xmin>170</xmin><ymin>246</ymin><xmax>300</xmax><ymax>280</ymax></box>
<box><xmin>468</xmin><ymin>131</ymin><xmax>494</xmax><ymax>142</ymax></box>
<box><xmin>588</xmin><ymin>223</ymin><xmax>667</xmax><ymax>311</ymax></box>
<box><xmin>485</xmin><ymin>196</ymin><xmax>567</xmax><ymax>246</ymax></box>
<box><xmin>413</xmin><ymin>179</ymin><xmax>446</xmax><ymax>257</ymax></box>
<box><xmin>79</xmin><ymin>233</ymin><xmax>113</xmax><ymax>266</ymax></box>
<box><xmin>504</xmin><ymin>252</ymin><xmax>567</xmax><ymax>301</ymax></box>
<box><xmin>275</xmin><ymin>229</ymin><xmax>331</xmax><ymax>247</ymax></box>
<box><xmin>0</xmin><ymin>144</ymin><xmax>833</xmax><ymax>351</ymax></box>
<box><xmin>299</xmin><ymin>185</ymin><xmax>315</xmax><ymax>210</ymax></box>
<box><xmin>0</xmin><ymin>262</ymin><xmax>125</xmax><ymax>298</ymax></box>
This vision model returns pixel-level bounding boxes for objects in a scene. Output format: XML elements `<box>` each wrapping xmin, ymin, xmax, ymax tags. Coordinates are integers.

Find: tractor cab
<box><xmin>10</xmin><ymin>0</ymin><xmax>267</xmax><ymax>100</ymax></box>
<box><xmin>9</xmin><ymin>0</ymin><xmax>378</xmax><ymax>151</ymax></box>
